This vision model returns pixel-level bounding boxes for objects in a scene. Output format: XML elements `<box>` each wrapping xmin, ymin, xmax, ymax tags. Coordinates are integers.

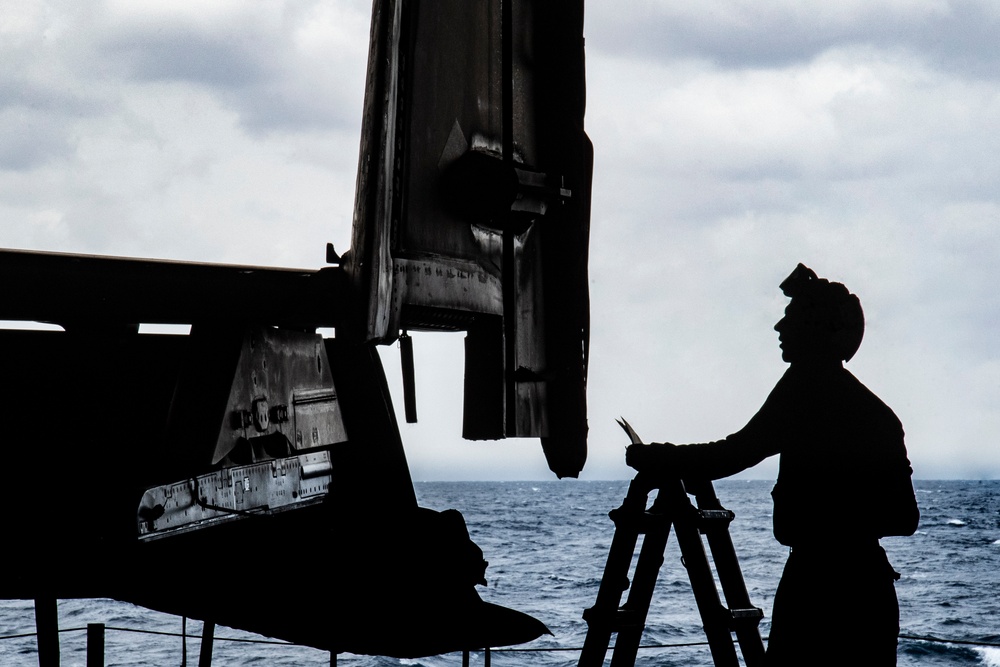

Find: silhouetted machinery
<box><xmin>0</xmin><ymin>0</ymin><xmax>590</xmax><ymax>661</ymax></box>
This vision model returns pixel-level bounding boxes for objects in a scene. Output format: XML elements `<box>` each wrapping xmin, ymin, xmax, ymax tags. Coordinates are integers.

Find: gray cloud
<box><xmin>0</xmin><ymin>71</ymin><xmax>102</xmax><ymax>170</ymax></box>
<box><xmin>587</xmin><ymin>1</ymin><xmax>1000</xmax><ymax>78</ymax></box>
<box><xmin>101</xmin><ymin>26</ymin><xmax>273</xmax><ymax>88</ymax></box>
<box><xmin>0</xmin><ymin>112</ymin><xmax>74</xmax><ymax>170</ymax></box>
<box><xmin>95</xmin><ymin>3</ymin><xmax>369</xmax><ymax>135</ymax></box>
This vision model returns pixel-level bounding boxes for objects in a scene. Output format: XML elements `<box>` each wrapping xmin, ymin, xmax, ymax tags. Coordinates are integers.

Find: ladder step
<box><xmin>608</xmin><ymin>507</ymin><xmax>735</xmax><ymax>533</ymax></box>
<box><xmin>582</xmin><ymin>606</ymin><xmax>645</xmax><ymax>631</ymax></box>
<box><xmin>583</xmin><ymin>604</ymin><xmax>763</xmax><ymax>637</ymax></box>
<box><xmin>729</xmin><ymin>607</ymin><xmax>764</xmax><ymax>623</ymax></box>
<box><xmin>695</xmin><ymin>509</ymin><xmax>735</xmax><ymax>531</ymax></box>
<box><xmin>608</xmin><ymin>507</ymin><xmax>667</xmax><ymax>534</ymax></box>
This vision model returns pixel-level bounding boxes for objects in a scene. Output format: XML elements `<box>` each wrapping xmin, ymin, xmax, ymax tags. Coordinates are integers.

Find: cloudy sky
<box><xmin>3</xmin><ymin>0</ymin><xmax>998</xmax><ymax>481</ymax></box>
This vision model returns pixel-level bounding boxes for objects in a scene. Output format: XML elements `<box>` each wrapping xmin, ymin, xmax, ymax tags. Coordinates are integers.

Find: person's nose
<box><xmin>774</xmin><ymin>318</ymin><xmax>784</xmax><ymax>332</ymax></box>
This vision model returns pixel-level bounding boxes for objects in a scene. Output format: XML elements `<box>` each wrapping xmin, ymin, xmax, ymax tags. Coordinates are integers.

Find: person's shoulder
<box><xmin>841</xmin><ymin>368</ymin><xmax>904</xmax><ymax>425</ymax></box>
<box><xmin>840</xmin><ymin>367</ymin><xmax>882</xmax><ymax>397</ymax></box>
<box><xmin>762</xmin><ymin>366</ymin><xmax>808</xmax><ymax>405</ymax></box>
<box><xmin>777</xmin><ymin>363</ymin><xmax>838</xmax><ymax>389</ymax></box>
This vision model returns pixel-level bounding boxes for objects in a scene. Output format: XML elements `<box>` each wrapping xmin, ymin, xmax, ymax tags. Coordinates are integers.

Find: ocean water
<box><xmin>1</xmin><ymin>480</ymin><xmax>997</xmax><ymax>666</ymax></box>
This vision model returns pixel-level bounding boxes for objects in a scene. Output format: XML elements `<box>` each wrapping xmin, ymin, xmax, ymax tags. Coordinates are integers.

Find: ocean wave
<box><xmin>900</xmin><ymin>638</ymin><xmax>981</xmax><ymax>664</ymax></box>
<box><xmin>978</xmin><ymin>647</ymin><xmax>1000</xmax><ymax>667</ymax></box>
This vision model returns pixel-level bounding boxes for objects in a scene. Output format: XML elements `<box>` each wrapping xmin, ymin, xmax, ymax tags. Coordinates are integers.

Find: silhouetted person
<box><xmin>626</xmin><ymin>264</ymin><xmax>919</xmax><ymax>666</ymax></box>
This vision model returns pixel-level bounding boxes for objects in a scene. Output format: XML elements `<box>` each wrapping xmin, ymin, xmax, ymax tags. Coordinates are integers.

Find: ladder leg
<box><xmin>609</xmin><ymin>522</ymin><xmax>671</xmax><ymax>667</ymax></box>
<box><xmin>705</xmin><ymin>529</ymin><xmax>766</xmax><ymax>665</ymax></box>
<box><xmin>579</xmin><ymin>480</ymin><xmax>655</xmax><ymax>667</ymax></box>
<box><xmin>673</xmin><ymin>516</ymin><xmax>741</xmax><ymax>666</ymax></box>
<box><xmin>580</xmin><ymin>479</ymin><xmax>678</xmax><ymax>667</ymax></box>
<box><xmin>666</xmin><ymin>482</ymin><xmax>743</xmax><ymax>667</ymax></box>
<box><xmin>579</xmin><ymin>519</ymin><xmax>642</xmax><ymax>667</ymax></box>
<box><xmin>695</xmin><ymin>489</ymin><xmax>766</xmax><ymax>666</ymax></box>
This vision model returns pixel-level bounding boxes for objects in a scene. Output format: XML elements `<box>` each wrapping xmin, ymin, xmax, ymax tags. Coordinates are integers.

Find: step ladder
<box><xmin>578</xmin><ymin>476</ymin><xmax>766</xmax><ymax>667</ymax></box>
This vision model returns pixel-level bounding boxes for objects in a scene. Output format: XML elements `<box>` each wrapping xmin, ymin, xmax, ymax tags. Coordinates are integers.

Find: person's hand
<box><xmin>625</xmin><ymin>444</ymin><xmax>645</xmax><ymax>470</ymax></box>
<box><xmin>625</xmin><ymin>442</ymin><xmax>677</xmax><ymax>472</ymax></box>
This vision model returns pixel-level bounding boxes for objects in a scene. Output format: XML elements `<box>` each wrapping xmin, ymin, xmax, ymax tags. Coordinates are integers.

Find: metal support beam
<box><xmin>33</xmin><ymin>597</ymin><xmax>59</xmax><ymax>667</ymax></box>
<box><xmin>0</xmin><ymin>248</ymin><xmax>346</xmax><ymax>329</ymax></box>
<box><xmin>87</xmin><ymin>623</ymin><xmax>105</xmax><ymax>667</ymax></box>
<box><xmin>198</xmin><ymin>621</ymin><xmax>215</xmax><ymax>667</ymax></box>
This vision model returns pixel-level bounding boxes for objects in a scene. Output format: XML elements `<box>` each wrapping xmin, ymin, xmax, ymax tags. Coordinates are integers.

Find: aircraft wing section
<box><xmin>346</xmin><ymin>0</ymin><xmax>592</xmax><ymax>477</ymax></box>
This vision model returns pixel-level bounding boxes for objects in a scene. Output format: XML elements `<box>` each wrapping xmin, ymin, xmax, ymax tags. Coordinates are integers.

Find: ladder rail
<box><xmin>579</xmin><ymin>480</ymin><xmax>651</xmax><ymax>667</ymax></box>
<box><xmin>608</xmin><ymin>519</ymin><xmax>670</xmax><ymax>667</ymax></box>
<box><xmin>692</xmin><ymin>485</ymin><xmax>767</xmax><ymax>666</ymax></box>
<box><xmin>667</xmin><ymin>481</ymin><xmax>742</xmax><ymax>667</ymax></box>
<box><xmin>579</xmin><ymin>526</ymin><xmax>641</xmax><ymax>666</ymax></box>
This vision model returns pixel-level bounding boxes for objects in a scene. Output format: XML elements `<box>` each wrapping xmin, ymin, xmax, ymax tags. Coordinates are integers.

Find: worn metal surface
<box><xmin>211</xmin><ymin>327</ymin><xmax>348</xmax><ymax>465</ymax></box>
<box><xmin>137</xmin><ymin>451</ymin><xmax>333</xmax><ymax>540</ymax></box>
<box><xmin>347</xmin><ymin>0</ymin><xmax>591</xmax><ymax>476</ymax></box>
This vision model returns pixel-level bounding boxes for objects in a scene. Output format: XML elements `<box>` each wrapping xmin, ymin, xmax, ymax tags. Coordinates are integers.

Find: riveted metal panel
<box><xmin>213</xmin><ymin>327</ymin><xmax>347</xmax><ymax>465</ymax></box>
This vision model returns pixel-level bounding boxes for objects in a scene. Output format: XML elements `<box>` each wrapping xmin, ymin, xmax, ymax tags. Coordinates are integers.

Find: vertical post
<box><xmin>330</xmin><ymin>651</ymin><xmax>337</xmax><ymax>666</ymax></box>
<box><xmin>181</xmin><ymin>616</ymin><xmax>188</xmax><ymax>667</ymax></box>
<box><xmin>500</xmin><ymin>0</ymin><xmax>518</xmax><ymax>435</ymax></box>
<box><xmin>462</xmin><ymin>650</ymin><xmax>470</xmax><ymax>667</ymax></box>
<box><xmin>485</xmin><ymin>647</ymin><xmax>491</xmax><ymax>667</ymax></box>
<box><xmin>33</xmin><ymin>597</ymin><xmax>59</xmax><ymax>667</ymax></box>
<box><xmin>87</xmin><ymin>623</ymin><xmax>105</xmax><ymax>667</ymax></box>
<box><xmin>399</xmin><ymin>331</ymin><xmax>417</xmax><ymax>423</ymax></box>
<box><xmin>198</xmin><ymin>621</ymin><xmax>215</xmax><ymax>667</ymax></box>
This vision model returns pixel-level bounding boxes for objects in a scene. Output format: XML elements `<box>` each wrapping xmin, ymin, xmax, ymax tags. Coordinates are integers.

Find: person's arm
<box><xmin>626</xmin><ymin>372</ymin><xmax>794</xmax><ymax>480</ymax></box>
<box><xmin>626</xmin><ymin>431</ymin><xmax>775</xmax><ymax>480</ymax></box>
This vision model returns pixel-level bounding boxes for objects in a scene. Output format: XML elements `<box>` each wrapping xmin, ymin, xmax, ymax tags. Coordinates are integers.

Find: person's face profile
<box><xmin>774</xmin><ymin>303</ymin><xmax>823</xmax><ymax>364</ymax></box>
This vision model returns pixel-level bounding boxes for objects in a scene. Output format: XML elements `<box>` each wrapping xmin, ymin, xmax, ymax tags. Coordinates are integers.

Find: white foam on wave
<box><xmin>947</xmin><ymin>518</ymin><xmax>967</xmax><ymax>526</ymax></box>
<box><xmin>977</xmin><ymin>647</ymin><xmax>1000</xmax><ymax>667</ymax></box>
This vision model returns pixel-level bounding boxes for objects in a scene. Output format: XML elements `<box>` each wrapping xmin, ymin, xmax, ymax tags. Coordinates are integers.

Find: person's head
<box><xmin>774</xmin><ymin>263</ymin><xmax>864</xmax><ymax>365</ymax></box>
